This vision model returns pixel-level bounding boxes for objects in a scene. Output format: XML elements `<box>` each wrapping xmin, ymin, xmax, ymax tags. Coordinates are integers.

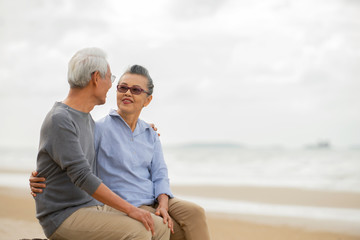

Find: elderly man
<box><xmin>34</xmin><ymin>48</ymin><xmax>170</xmax><ymax>240</ymax></box>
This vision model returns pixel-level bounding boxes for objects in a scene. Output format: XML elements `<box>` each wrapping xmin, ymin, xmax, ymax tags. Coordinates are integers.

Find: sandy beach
<box><xmin>1</xmin><ymin>185</ymin><xmax>360</xmax><ymax>240</ymax></box>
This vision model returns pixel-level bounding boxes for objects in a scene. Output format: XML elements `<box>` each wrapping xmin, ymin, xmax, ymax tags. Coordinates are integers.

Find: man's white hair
<box><xmin>67</xmin><ymin>47</ymin><xmax>108</xmax><ymax>88</ymax></box>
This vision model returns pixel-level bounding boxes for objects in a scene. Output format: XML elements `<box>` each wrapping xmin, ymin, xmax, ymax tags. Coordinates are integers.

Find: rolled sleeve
<box><xmin>80</xmin><ymin>172</ymin><xmax>102</xmax><ymax>195</ymax></box>
<box><xmin>151</xmin><ymin>137</ymin><xmax>174</xmax><ymax>199</ymax></box>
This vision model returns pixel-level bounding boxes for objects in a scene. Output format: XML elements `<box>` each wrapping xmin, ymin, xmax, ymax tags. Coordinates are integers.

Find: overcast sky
<box><xmin>0</xmin><ymin>0</ymin><xmax>359</xmax><ymax>148</ymax></box>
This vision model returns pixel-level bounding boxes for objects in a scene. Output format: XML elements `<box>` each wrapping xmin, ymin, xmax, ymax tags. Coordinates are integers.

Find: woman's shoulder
<box><xmin>140</xmin><ymin>121</ymin><xmax>162</xmax><ymax>145</ymax></box>
<box><xmin>138</xmin><ymin>119</ymin><xmax>158</xmax><ymax>137</ymax></box>
<box><xmin>137</xmin><ymin>118</ymin><xmax>151</xmax><ymax>129</ymax></box>
<box><xmin>95</xmin><ymin>111</ymin><xmax>114</xmax><ymax>126</ymax></box>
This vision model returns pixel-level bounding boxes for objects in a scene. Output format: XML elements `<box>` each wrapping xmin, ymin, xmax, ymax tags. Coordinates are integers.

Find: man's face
<box><xmin>96</xmin><ymin>65</ymin><xmax>113</xmax><ymax>105</ymax></box>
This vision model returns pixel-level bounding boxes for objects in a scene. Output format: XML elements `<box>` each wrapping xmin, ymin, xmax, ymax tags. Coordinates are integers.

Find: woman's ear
<box><xmin>143</xmin><ymin>95</ymin><xmax>153</xmax><ymax>107</ymax></box>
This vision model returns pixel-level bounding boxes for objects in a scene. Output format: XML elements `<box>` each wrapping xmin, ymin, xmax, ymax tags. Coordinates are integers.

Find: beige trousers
<box><xmin>140</xmin><ymin>198</ymin><xmax>211</xmax><ymax>240</ymax></box>
<box><xmin>50</xmin><ymin>205</ymin><xmax>170</xmax><ymax>240</ymax></box>
<box><xmin>50</xmin><ymin>198</ymin><xmax>210</xmax><ymax>240</ymax></box>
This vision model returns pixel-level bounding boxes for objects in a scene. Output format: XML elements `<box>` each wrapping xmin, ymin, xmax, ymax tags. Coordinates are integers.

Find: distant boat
<box><xmin>317</xmin><ymin>141</ymin><xmax>331</xmax><ymax>148</ymax></box>
<box><xmin>305</xmin><ymin>141</ymin><xmax>331</xmax><ymax>149</ymax></box>
<box><xmin>181</xmin><ymin>142</ymin><xmax>243</xmax><ymax>149</ymax></box>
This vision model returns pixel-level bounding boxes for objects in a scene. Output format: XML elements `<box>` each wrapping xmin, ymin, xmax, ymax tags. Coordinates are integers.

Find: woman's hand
<box><xmin>156</xmin><ymin>194</ymin><xmax>174</xmax><ymax>233</ymax></box>
<box><xmin>29</xmin><ymin>171</ymin><xmax>46</xmax><ymax>197</ymax></box>
<box><xmin>155</xmin><ymin>206</ymin><xmax>174</xmax><ymax>234</ymax></box>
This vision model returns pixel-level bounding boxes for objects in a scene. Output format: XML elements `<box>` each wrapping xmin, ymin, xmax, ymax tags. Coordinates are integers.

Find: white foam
<box><xmin>177</xmin><ymin>195</ymin><xmax>360</xmax><ymax>234</ymax></box>
<box><xmin>179</xmin><ymin>195</ymin><xmax>360</xmax><ymax>222</ymax></box>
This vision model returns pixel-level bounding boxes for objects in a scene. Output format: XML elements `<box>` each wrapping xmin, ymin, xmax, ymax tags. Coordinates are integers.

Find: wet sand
<box><xmin>1</xmin><ymin>185</ymin><xmax>360</xmax><ymax>240</ymax></box>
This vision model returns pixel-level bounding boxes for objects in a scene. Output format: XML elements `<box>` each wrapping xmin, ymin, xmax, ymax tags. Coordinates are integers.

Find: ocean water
<box><xmin>165</xmin><ymin>145</ymin><xmax>360</xmax><ymax>193</ymax></box>
<box><xmin>1</xmin><ymin>145</ymin><xmax>360</xmax><ymax>192</ymax></box>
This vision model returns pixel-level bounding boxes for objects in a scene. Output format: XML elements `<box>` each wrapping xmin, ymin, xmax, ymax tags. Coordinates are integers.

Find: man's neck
<box><xmin>63</xmin><ymin>88</ymin><xmax>96</xmax><ymax>113</ymax></box>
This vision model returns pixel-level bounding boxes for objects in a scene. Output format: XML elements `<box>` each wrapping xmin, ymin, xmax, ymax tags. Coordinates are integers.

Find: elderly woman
<box><xmin>95</xmin><ymin>65</ymin><xmax>210</xmax><ymax>240</ymax></box>
<box><xmin>31</xmin><ymin>65</ymin><xmax>210</xmax><ymax>240</ymax></box>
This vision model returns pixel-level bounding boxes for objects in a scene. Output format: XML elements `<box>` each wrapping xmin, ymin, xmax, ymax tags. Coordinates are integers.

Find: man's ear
<box><xmin>143</xmin><ymin>95</ymin><xmax>153</xmax><ymax>107</ymax></box>
<box><xmin>91</xmin><ymin>71</ymin><xmax>100</xmax><ymax>87</ymax></box>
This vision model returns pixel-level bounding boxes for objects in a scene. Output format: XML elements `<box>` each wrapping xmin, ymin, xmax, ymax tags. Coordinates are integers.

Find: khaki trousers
<box><xmin>140</xmin><ymin>198</ymin><xmax>211</xmax><ymax>240</ymax></box>
<box><xmin>50</xmin><ymin>205</ymin><xmax>170</xmax><ymax>240</ymax></box>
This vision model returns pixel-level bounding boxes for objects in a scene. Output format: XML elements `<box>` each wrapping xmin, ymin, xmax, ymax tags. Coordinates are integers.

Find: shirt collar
<box><xmin>108</xmin><ymin>109</ymin><xmax>150</xmax><ymax>135</ymax></box>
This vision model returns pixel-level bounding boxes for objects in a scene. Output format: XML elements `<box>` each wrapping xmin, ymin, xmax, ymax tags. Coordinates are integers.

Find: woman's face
<box><xmin>116</xmin><ymin>73</ymin><xmax>152</xmax><ymax>115</ymax></box>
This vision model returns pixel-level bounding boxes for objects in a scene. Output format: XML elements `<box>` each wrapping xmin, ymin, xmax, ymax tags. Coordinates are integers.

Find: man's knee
<box><xmin>125</xmin><ymin>226</ymin><xmax>152</xmax><ymax>240</ymax></box>
<box><xmin>133</xmin><ymin>230</ymin><xmax>152</xmax><ymax>240</ymax></box>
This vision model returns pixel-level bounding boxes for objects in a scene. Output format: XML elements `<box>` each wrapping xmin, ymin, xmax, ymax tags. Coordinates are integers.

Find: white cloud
<box><xmin>0</xmin><ymin>0</ymin><xmax>359</xmax><ymax>148</ymax></box>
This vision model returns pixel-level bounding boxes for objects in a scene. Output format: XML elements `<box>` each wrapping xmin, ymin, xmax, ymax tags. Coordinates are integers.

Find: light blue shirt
<box><xmin>94</xmin><ymin>109</ymin><xmax>173</xmax><ymax>207</ymax></box>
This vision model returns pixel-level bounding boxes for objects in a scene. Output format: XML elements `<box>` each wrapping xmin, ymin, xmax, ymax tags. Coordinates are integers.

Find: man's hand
<box><xmin>149</xmin><ymin>123</ymin><xmax>160</xmax><ymax>136</ymax></box>
<box><xmin>29</xmin><ymin>171</ymin><xmax>46</xmax><ymax>197</ymax></box>
<box><xmin>128</xmin><ymin>206</ymin><xmax>156</xmax><ymax>236</ymax></box>
<box><xmin>92</xmin><ymin>183</ymin><xmax>157</xmax><ymax>236</ymax></box>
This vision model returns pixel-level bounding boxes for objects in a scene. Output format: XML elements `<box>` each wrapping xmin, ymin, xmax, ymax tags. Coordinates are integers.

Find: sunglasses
<box><xmin>117</xmin><ymin>84</ymin><xmax>150</xmax><ymax>95</ymax></box>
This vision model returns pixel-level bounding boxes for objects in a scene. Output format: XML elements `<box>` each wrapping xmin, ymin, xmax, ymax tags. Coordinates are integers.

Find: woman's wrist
<box><xmin>157</xmin><ymin>194</ymin><xmax>169</xmax><ymax>210</ymax></box>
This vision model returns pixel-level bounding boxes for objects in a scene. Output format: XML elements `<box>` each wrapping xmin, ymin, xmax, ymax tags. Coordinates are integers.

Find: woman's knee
<box><xmin>152</xmin><ymin>214</ymin><xmax>171</xmax><ymax>239</ymax></box>
<box><xmin>186</xmin><ymin>202</ymin><xmax>206</xmax><ymax>218</ymax></box>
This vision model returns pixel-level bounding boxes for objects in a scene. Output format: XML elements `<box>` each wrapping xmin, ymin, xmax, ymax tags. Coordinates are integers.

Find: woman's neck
<box><xmin>117</xmin><ymin>110</ymin><xmax>140</xmax><ymax>132</ymax></box>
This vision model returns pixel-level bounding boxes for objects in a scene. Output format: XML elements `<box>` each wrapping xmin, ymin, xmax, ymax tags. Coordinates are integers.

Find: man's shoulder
<box><xmin>47</xmin><ymin>103</ymin><xmax>69</xmax><ymax>121</ymax></box>
<box><xmin>44</xmin><ymin>103</ymin><xmax>76</xmax><ymax>130</ymax></box>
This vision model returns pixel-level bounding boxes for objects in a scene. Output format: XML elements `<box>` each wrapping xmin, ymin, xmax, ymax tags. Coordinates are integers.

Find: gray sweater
<box><xmin>35</xmin><ymin>102</ymin><xmax>102</xmax><ymax>238</ymax></box>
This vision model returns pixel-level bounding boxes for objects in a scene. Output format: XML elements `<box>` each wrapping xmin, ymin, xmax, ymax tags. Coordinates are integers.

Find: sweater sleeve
<box><xmin>46</xmin><ymin>112</ymin><xmax>102</xmax><ymax>195</ymax></box>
